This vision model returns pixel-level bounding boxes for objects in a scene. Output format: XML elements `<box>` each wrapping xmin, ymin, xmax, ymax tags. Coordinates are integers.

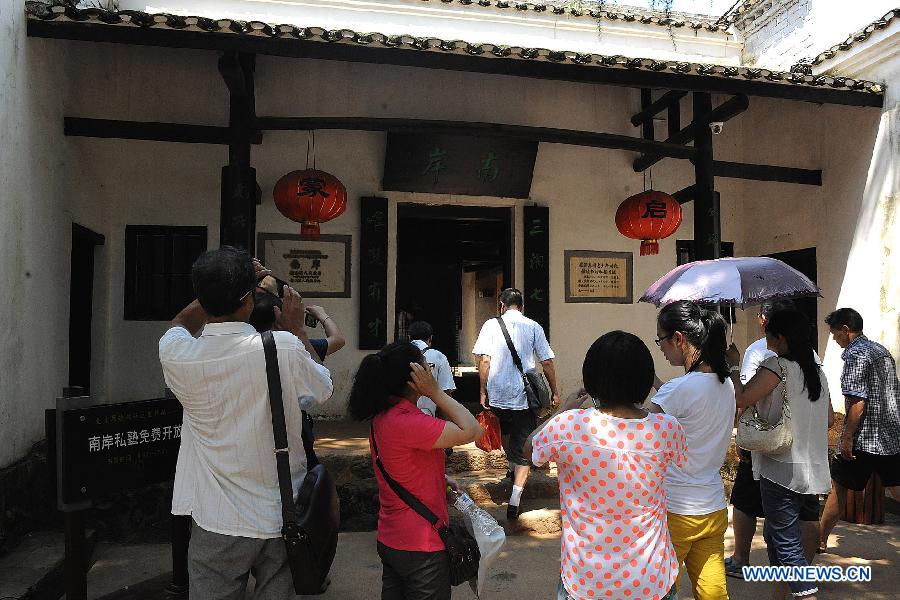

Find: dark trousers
<box><xmin>377</xmin><ymin>541</ymin><xmax>450</xmax><ymax>600</ymax></box>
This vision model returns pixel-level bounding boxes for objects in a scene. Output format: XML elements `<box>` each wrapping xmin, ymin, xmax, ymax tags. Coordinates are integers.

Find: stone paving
<box><xmin>1</xmin><ymin>420</ymin><xmax>896</xmax><ymax>599</ymax></box>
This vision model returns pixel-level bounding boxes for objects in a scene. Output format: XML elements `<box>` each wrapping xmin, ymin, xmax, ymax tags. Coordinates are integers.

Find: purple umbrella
<box><xmin>639</xmin><ymin>257</ymin><xmax>821</xmax><ymax>307</ymax></box>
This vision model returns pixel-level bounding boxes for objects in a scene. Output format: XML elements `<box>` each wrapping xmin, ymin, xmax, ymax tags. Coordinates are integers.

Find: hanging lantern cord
<box><xmin>305</xmin><ymin>130</ymin><xmax>317</xmax><ymax>170</ymax></box>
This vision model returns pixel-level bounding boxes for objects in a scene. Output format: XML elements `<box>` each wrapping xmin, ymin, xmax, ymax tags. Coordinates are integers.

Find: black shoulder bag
<box><xmin>261</xmin><ymin>331</ymin><xmax>339</xmax><ymax>595</ymax></box>
<box><xmin>495</xmin><ymin>317</ymin><xmax>552</xmax><ymax>418</ymax></box>
<box><xmin>370</xmin><ymin>427</ymin><xmax>480</xmax><ymax>586</ymax></box>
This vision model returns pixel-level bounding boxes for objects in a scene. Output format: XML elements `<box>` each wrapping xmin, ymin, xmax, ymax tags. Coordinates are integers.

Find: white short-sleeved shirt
<box><xmin>532</xmin><ymin>410</ymin><xmax>687</xmax><ymax>600</ymax></box>
<box><xmin>652</xmin><ymin>372</ymin><xmax>735</xmax><ymax>515</ymax></box>
<box><xmin>471</xmin><ymin>309</ymin><xmax>554</xmax><ymax>410</ymax></box>
<box><xmin>411</xmin><ymin>339</ymin><xmax>456</xmax><ymax>416</ymax></box>
<box><xmin>159</xmin><ymin>322</ymin><xmax>333</xmax><ymax>538</ymax></box>
<box><xmin>742</xmin><ymin>337</ymin><xmax>821</xmax><ymax>383</ymax></box>
<box><xmin>741</xmin><ymin>337</ymin><xmax>775</xmax><ymax>383</ymax></box>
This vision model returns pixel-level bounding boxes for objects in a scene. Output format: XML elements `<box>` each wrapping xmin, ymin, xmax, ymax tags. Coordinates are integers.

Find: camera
<box><xmin>304</xmin><ymin>310</ymin><xmax>318</xmax><ymax>328</ymax></box>
<box><xmin>710</xmin><ymin>122</ymin><xmax>724</xmax><ymax>135</ymax></box>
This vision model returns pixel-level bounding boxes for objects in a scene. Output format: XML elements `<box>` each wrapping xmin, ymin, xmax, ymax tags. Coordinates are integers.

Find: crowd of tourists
<box><xmin>159</xmin><ymin>247</ymin><xmax>900</xmax><ymax>600</ymax></box>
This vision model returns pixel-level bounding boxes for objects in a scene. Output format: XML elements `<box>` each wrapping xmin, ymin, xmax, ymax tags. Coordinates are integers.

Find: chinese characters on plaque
<box><xmin>564</xmin><ymin>250</ymin><xmax>634</xmax><ymax>304</ymax></box>
<box><xmin>383</xmin><ymin>133</ymin><xmax>537</xmax><ymax>198</ymax></box>
<box><xmin>56</xmin><ymin>396</ymin><xmax>184</xmax><ymax>509</ymax></box>
<box><xmin>359</xmin><ymin>197</ymin><xmax>389</xmax><ymax>350</ymax></box>
<box><xmin>257</xmin><ymin>233</ymin><xmax>351</xmax><ymax>298</ymax></box>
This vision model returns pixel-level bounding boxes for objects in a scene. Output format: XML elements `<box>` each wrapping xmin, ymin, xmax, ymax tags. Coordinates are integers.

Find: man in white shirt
<box><xmin>159</xmin><ymin>247</ymin><xmax>333</xmax><ymax>598</ymax></box>
<box><xmin>472</xmin><ymin>288</ymin><xmax>558</xmax><ymax>519</ymax></box>
<box><xmin>408</xmin><ymin>320</ymin><xmax>456</xmax><ymax>417</ymax></box>
<box><xmin>726</xmin><ymin>299</ymin><xmax>824</xmax><ymax>578</ymax></box>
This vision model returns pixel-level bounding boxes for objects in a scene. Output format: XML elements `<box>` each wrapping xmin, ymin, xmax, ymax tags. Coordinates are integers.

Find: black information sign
<box><xmin>383</xmin><ymin>133</ymin><xmax>537</xmax><ymax>198</ymax></box>
<box><xmin>359</xmin><ymin>196</ymin><xmax>389</xmax><ymax>350</ymax></box>
<box><xmin>523</xmin><ymin>205</ymin><xmax>550</xmax><ymax>340</ymax></box>
<box><xmin>56</xmin><ymin>396</ymin><xmax>183</xmax><ymax>511</ymax></box>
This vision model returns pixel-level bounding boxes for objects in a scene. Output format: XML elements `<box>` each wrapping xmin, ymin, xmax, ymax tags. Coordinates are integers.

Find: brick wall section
<box><xmin>736</xmin><ymin>0</ymin><xmax>817</xmax><ymax>69</ymax></box>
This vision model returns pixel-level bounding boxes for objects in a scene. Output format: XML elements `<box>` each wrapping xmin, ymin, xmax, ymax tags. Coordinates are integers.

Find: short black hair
<box><xmin>191</xmin><ymin>246</ymin><xmax>256</xmax><ymax>317</ymax></box>
<box><xmin>825</xmin><ymin>307</ymin><xmax>863</xmax><ymax>332</ymax></box>
<box><xmin>759</xmin><ymin>298</ymin><xmax>796</xmax><ymax>319</ymax></box>
<box><xmin>499</xmin><ymin>288</ymin><xmax>523</xmax><ymax>308</ymax></box>
<box><xmin>249</xmin><ymin>290</ymin><xmax>282</xmax><ymax>333</ymax></box>
<box><xmin>408</xmin><ymin>321</ymin><xmax>433</xmax><ymax>342</ymax></box>
<box><xmin>583</xmin><ymin>331</ymin><xmax>655</xmax><ymax>407</ymax></box>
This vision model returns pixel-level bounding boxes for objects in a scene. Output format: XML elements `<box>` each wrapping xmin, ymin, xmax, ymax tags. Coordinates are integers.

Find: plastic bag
<box><xmin>475</xmin><ymin>410</ymin><xmax>502</xmax><ymax>453</ymax></box>
<box><xmin>456</xmin><ymin>502</ymin><xmax>505</xmax><ymax>598</ymax></box>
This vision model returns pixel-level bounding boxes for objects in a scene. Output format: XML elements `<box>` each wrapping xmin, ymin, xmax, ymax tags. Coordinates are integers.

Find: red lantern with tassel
<box><xmin>615</xmin><ymin>190</ymin><xmax>682</xmax><ymax>255</ymax></box>
<box><xmin>273</xmin><ymin>169</ymin><xmax>347</xmax><ymax>239</ymax></box>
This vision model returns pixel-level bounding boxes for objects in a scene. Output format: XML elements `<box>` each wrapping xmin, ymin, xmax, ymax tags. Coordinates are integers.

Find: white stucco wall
<box><xmin>0</xmin><ymin>0</ymin><xmax>76</xmax><ymax>469</ymax></box>
<box><xmin>2</xmin><ymin>9</ymin><xmax>891</xmax><ymax>466</ymax></box>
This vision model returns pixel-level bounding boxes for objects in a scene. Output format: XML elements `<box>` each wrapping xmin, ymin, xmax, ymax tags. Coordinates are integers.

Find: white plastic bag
<box><xmin>459</xmin><ymin>507</ymin><xmax>505</xmax><ymax>597</ymax></box>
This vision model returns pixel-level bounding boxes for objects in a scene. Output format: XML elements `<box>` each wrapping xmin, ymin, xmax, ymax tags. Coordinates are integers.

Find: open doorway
<box><xmin>69</xmin><ymin>223</ymin><xmax>105</xmax><ymax>394</ymax></box>
<box><xmin>766</xmin><ymin>247</ymin><xmax>818</xmax><ymax>351</ymax></box>
<box><xmin>395</xmin><ymin>204</ymin><xmax>513</xmax><ymax>370</ymax></box>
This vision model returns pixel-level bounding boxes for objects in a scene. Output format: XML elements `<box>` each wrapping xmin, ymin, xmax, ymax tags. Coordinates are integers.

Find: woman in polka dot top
<box><xmin>526</xmin><ymin>331</ymin><xmax>687</xmax><ymax>600</ymax></box>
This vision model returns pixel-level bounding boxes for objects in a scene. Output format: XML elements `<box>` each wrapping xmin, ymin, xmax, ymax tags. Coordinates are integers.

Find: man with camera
<box><xmin>159</xmin><ymin>246</ymin><xmax>333</xmax><ymax>598</ymax></box>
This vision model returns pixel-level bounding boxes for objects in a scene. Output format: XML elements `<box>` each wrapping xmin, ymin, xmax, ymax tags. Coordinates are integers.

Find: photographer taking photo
<box><xmin>159</xmin><ymin>246</ymin><xmax>333</xmax><ymax>599</ymax></box>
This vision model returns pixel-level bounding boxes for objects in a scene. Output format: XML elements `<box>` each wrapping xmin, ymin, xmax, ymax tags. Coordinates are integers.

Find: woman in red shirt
<box><xmin>350</xmin><ymin>341</ymin><xmax>482</xmax><ymax>599</ymax></box>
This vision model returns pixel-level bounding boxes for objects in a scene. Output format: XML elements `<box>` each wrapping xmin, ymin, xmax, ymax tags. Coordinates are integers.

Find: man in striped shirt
<box><xmin>159</xmin><ymin>247</ymin><xmax>333</xmax><ymax>598</ymax></box>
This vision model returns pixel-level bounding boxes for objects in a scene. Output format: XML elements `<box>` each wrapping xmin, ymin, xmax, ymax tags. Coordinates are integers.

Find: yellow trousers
<box><xmin>667</xmin><ymin>509</ymin><xmax>730</xmax><ymax>600</ymax></box>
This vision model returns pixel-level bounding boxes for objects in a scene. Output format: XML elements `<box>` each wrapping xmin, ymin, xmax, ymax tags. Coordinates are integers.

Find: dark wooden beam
<box><xmin>693</xmin><ymin>93</ymin><xmax>721</xmax><ymax>261</ymax></box>
<box><xmin>255</xmin><ymin>116</ymin><xmax>697</xmax><ymax>159</ymax></box>
<box><xmin>639</xmin><ymin>89</ymin><xmax>655</xmax><ymax>142</ymax></box>
<box><xmin>631</xmin><ymin>90</ymin><xmax>687</xmax><ymax>126</ymax></box>
<box><xmin>633</xmin><ymin>94</ymin><xmax>749</xmax><ymax>172</ymax></box>
<box><xmin>673</xmin><ymin>184</ymin><xmax>696</xmax><ymax>204</ymax></box>
<box><xmin>63</xmin><ymin>118</ymin><xmax>262</xmax><ymax>145</ymax></box>
<box><xmin>219</xmin><ymin>52</ymin><xmax>258</xmax><ymax>252</ymax></box>
<box><xmin>667</xmin><ymin>100</ymin><xmax>681</xmax><ymax>139</ymax></box>
<box><xmin>713</xmin><ymin>161</ymin><xmax>822</xmax><ymax>185</ymax></box>
<box><xmin>26</xmin><ymin>19</ymin><xmax>883</xmax><ymax>108</ymax></box>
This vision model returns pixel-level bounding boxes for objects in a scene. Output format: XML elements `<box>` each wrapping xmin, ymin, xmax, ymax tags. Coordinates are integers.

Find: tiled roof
<box><xmin>406</xmin><ymin>0</ymin><xmax>729</xmax><ymax>32</ymax></box>
<box><xmin>718</xmin><ymin>0</ymin><xmax>767</xmax><ymax>26</ymax></box>
<box><xmin>25</xmin><ymin>2</ymin><xmax>883</xmax><ymax>96</ymax></box>
<box><xmin>792</xmin><ymin>8</ymin><xmax>900</xmax><ymax>72</ymax></box>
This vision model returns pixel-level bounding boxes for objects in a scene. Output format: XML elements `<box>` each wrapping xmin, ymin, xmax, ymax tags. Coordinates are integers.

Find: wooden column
<box><xmin>219</xmin><ymin>52</ymin><xmax>258</xmax><ymax>251</ymax></box>
<box><xmin>692</xmin><ymin>92</ymin><xmax>720</xmax><ymax>261</ymax></box>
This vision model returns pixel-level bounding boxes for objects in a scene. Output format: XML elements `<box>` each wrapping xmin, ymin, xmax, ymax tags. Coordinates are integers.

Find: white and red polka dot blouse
<box><xmin>532</xmin><ymin>409</ymin><xmax>687</xmax><ymax>600</ymax></box>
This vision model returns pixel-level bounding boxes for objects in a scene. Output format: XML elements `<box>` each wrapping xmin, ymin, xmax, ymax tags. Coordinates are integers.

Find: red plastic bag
<box><xmin>475</xmin><ymin>410</ymin><xmax>502</xmax><ymax>452</ymax></box>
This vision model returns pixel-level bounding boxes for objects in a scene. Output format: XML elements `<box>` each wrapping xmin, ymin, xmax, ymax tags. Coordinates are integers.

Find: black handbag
<box><xmin>496</xmin><ymin>316</ymin><xmax>552</xmax><ymax>418</ymax></box>
<box><xmin>370</xmin><ymin>427</ymin><xmax>480</xmax><ymax>586</ymax></box>
<box><xmin>261</xmin><ymin>331</ymin><xmax>339</xmax><ymax>595</ymax></box>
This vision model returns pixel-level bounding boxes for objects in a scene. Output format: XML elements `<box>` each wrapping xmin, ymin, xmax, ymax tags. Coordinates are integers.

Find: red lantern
<box><xmin>615</xmin><ymin>190</ymin><xmax>682</xmax><ymax>256</ymax></box>
<box><xmin>273</xmin><ymin>169</ymin><xmax>347</xmax><ymax>239</ymax></box>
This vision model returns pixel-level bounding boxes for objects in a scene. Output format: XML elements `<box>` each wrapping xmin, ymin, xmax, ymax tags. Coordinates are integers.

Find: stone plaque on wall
<box><xmin>564</xmin><ymin>250</ymin><xmax>633</xmax><ymax>304</ymax></box>
<box><xmin>257</xmin><ymin>233</ymin><xmax>351</xmax><ymax>298</ymax></box>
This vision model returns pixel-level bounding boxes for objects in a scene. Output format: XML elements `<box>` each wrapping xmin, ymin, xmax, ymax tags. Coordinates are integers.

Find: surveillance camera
<box><xmin>710</xmin><ymin>122</ymin><xmax>724</xmax><ymax>135</ymax></box>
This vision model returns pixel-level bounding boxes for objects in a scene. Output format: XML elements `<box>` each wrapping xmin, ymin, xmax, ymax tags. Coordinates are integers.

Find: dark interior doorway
<box><xmin>766</xmin><ymin>247</ymin><xmax>818</xmax><ymax>351</ymax></box>
<box><xmin>69</xmin><ymin>224</ymin><xmax>105</xmax><ymax>394</ymax></box>
<box><xmin>396</xmin><ymin>204</ymin><xmax>513</xmax><ymax>366</ymax></box>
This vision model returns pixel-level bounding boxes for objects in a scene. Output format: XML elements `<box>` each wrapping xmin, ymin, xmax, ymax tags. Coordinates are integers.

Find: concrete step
<box><xmin>0</xmin><ymin>528</ymin><xmax>97</xmax><ymax>600</ymax></box>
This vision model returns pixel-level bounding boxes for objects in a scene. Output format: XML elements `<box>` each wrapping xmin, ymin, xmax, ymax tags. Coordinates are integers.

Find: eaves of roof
<box><xmin>405</xmin><ymin>0</ymin><xmax>729</xmax><ymax>32</ymax></box>
<box><xmin>792</xmin><ymin>8</ymin><xmax>900</xmax><ymax>72</ymax></box>
<box><xmin>718</xmin><ymin>0</ymin><xmax>766</xmax><ymax>26</ymax></box>
<box><xmin>24</xmin><ymin>2</ymin><xmax>884</xmax><ymax>104</ymax></box>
